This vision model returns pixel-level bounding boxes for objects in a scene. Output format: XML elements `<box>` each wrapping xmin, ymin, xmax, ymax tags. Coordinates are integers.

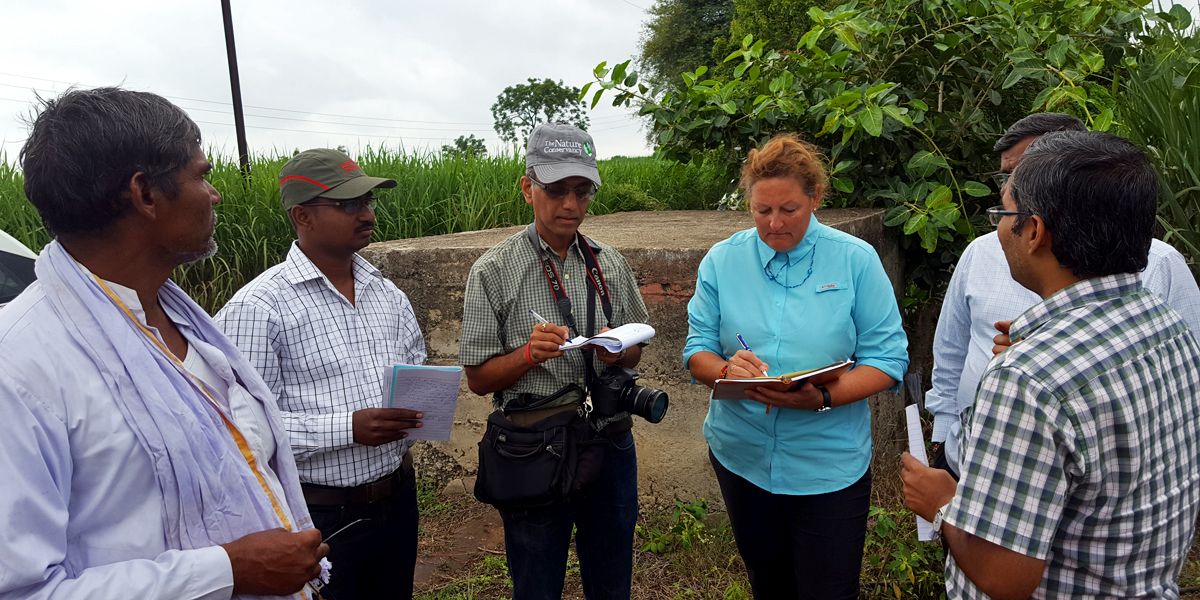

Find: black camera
<box><xmin>590</xmin><ymin>366</ymin><xmax>669</xmax><ymax>424</ymax></box>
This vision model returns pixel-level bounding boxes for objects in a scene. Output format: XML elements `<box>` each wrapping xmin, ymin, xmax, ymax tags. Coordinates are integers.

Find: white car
<box><xmin>0</xmin><ymin>229</ymin><xmax>36</xmax><ymax>310</ymax></box>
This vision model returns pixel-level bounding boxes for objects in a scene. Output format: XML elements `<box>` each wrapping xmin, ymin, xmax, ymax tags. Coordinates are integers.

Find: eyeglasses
<box><xmin>303</xmin><ymin>195</ymin><xmax>377</xmax><ymax>214</ymax></box>
<box><xmin>529</xmin><ymin>175</ymin><xmax>597</xmax><ymax>202</ymax></box>
<box><xmin>986</xmin><ymin>205</ymin><xmax>1033</xmax><ymax>227</ymax></box>
<box><xmin>991</xmin><ymin>172</ymin><xmax>1011</xmax><ymax>190</ymax></box>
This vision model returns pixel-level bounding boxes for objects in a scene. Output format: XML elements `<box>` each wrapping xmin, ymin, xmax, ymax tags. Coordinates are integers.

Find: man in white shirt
<box><xmin>925</xmin><ymin>112</ymin><xmax>1200</xmax><ymax>476</ymax></box>
<box><xmin>0</xmin><ymin>87</ymin><xmax>327</xmax><ymax>599</ymax></box>
<box><xmin>217</xmin><ymin>148</ymin><xmax>427</xmax><ymax>600</ymax></box>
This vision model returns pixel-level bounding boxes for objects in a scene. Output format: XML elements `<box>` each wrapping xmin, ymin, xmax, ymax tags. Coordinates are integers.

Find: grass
<box><xmin>1118</xmin><ymin>29</ymin><xmax>1200</xmax><ymax>276</ymax></box>
<box><xmin>410</xmin><ymin>485</ymin><xmax>947</xmax><ymax>600</ymax></box>
<box><xmin>0</xmin><ymin>149</ymin><xmax>728</xmax><ymax>313</ymax></box>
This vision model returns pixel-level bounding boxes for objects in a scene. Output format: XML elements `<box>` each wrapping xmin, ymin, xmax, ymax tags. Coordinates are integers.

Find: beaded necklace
<box><xmin>763</xmin><ymin>239</ymin><xmax>817</xmax><ymax>289</ymax></box>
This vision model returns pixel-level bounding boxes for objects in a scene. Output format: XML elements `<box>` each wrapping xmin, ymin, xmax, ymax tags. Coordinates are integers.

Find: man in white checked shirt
<box><xmin>902</xmin><ymin>131</ymin><xmax>1200</xmax><ymax>598</ymax></box>
<box><xmin>217</xmin><ymin>149</ymin><xmax>427</xmax><ymax>600</ymax></box>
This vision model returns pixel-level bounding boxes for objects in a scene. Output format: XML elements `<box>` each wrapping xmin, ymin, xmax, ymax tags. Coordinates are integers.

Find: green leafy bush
<box><xmin>862</xmin><ymin>506</ymin><xmax>946</xmax><ymax>599</ymax></box>
<box><xmin>637</xmin><ymin>498</ymin><xmax>712</xmax><ymax>554</ymax></box>
<box><xmin>588</xmin><ymin>0</ymin><xmax>1155</xmax><ymax>293</ymax></box>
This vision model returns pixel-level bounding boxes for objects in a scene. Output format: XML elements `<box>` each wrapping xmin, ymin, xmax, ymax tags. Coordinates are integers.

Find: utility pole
<box><xmin>220</xmin><ymin>0</ymin><xmax>251</xmax><ymax>180</ymax></box>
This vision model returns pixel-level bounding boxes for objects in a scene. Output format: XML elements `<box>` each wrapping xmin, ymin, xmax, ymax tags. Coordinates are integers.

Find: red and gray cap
<box><xmin>525</xmin><ymin>123</ymin><xmax>601</xmax><ymax>187</ymax></box>
<box><xmin>278</xmin><ymin>148</ymin><xmax>397</xmax><ymax>209</ymax></box>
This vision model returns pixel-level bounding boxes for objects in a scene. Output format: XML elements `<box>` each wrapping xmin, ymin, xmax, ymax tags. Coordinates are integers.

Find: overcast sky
<box><xmin>1</xmin><ymin>1</ymin><xmax>1196</xmax><ymax>163</ymax></box>
<box><xmin>0</xmin><ymin>0</ymin><xmax>657</xmax><ymax>161</ymax></box>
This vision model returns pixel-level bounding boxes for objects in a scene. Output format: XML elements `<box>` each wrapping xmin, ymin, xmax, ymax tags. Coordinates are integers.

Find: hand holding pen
<box><xmin>525</xmin><ymin>309</ymin><xmax>568</xmax><ymax>366</ymax></box>
<box><xmin>732</xmin><ymin>332</ymin><xmax>775</xmax><ymax>414</ymax></box>
<box><xmin>729</xmin><ymin>332</ymin><xmax>770</xmax><ymax>377</ymax></box>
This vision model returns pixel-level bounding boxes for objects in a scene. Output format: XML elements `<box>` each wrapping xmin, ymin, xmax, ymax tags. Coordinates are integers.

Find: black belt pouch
<box><xmin>474</xmin><ymin>408</ymin><xmax>586</xmax><ymax>510</ymax></box>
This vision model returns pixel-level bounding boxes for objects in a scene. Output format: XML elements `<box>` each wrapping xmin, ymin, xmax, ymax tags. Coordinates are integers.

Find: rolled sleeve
<box><xmin>683</xmin><ymin>251</ymin><xmax>724</xmax><ymax>367</ymax></box>
<box><xmin>459</xmin><ymin>265</ymin><xmax>506</xmax><ymax>367</ymax></box>
<box><xmin>849</xmin><ymin>247</ymin><xmax>908</xmax><ymax>383</ymax></box>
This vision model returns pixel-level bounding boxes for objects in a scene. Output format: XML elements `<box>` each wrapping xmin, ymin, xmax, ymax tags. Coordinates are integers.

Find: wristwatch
<box><xmin>931</xmin><ymin>503</ymin><xmax>949</xmax><ymax>540</ymax></box>
<box><xmin>814</xmin><ymin>384</ymin><xmax>832</xmax><ymax>412</ymax></box>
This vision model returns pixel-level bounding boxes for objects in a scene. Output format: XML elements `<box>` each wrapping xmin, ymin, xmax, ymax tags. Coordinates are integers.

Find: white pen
<box><xmin>528</xmin><ymin>308</ymin><xmax>552</xmax><ymax>326</ymax></box>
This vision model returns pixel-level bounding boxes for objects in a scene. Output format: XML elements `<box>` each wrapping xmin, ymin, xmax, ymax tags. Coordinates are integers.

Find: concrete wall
<box><xmin>361</xmin><ymin>209</ymin><xmax>906</xmax><ymax>507</ymax></box>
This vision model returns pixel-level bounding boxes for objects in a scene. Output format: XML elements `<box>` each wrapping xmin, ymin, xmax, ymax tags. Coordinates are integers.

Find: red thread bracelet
<box><xmin>523</xmin><ymin>342</ymin><xmax>537</xmax><ymax>367</ymax></box>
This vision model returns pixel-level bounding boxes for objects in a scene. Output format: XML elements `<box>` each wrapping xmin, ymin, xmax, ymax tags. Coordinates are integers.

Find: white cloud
<box><xmin>0</xmin><ymin>0</ymin><xmax>653</xmax><ymax>160</ymax></box>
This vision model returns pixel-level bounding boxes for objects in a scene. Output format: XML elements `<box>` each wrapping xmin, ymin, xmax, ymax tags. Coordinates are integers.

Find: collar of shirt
<box><xmin>1010</xmin><ymin>273</ymin><xmax>1142</xmax><ymax>342</ymax></box>
<box><xmin>755</xmin><ymin>214</ymin><xmax>823</xmax><ymax>270</ymax></box>
<box><xmin>281</xmin><ymin>241</ymin><xmax>383</xmax><ymax>289</ymax></box>
<box><xmin>533</xmin><ymin>231</ymin><xmax>604</xmax><ymax>260</ymax></box>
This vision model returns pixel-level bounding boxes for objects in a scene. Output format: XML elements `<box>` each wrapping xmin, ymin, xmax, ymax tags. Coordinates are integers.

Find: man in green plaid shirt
<box><xmin>902</xmin><ymin>130</ymin><xmax>1200</xmax><ymax>598</ymax></box>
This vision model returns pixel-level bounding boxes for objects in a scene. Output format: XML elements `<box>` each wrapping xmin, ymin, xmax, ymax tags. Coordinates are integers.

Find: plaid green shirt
<box><xmin>459</xmin><ymin>228</ymin><xmax>650</xmax><ymax>413</ymax></box>
<box><xmin>944</xmin><ymin>273</ymin><xmax>1200</xmax><ymax>598</ymax></box>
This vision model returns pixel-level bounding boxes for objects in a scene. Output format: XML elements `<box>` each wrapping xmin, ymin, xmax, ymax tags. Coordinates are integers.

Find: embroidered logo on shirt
<box><xmin>818</xmin><ymin>282</ymin><xmax>839</xmax><ymax>291</ymax></box>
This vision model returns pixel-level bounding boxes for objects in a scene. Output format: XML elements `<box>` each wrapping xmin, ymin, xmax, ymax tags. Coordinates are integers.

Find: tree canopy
<box><xmin>491</xmin><ymin>78</ymin><xmax>589</xmax><ymax>147</ymax></box>
<box><xmin>589</xmin><ymin>0</ymin><xmax>1158</xmax><ymax>297</ymax></box>
<box><xmin>441</xmin><ymin>134</ymin><xmax>488</xmax><ymax>159</ymax></box>
<box><xmin>639</xmin><ymin>0</ymin><xmax>733</xmax><ymax>91</ymax></box>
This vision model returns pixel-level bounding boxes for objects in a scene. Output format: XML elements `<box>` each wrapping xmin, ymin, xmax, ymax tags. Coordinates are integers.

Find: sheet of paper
<box><xmin>384</xmin><ymin>364</ymin><xmax>462</xmax><ymax>441</ymax></box>
<box><xmin>906</xmin><ymin>403</ymin><xmax>936</xmax><ymax>542</ymax></box>
<box><xmin>560</xmin><ymin>322</ymin><xmax>655</xmax><ymax>351</ymax></box>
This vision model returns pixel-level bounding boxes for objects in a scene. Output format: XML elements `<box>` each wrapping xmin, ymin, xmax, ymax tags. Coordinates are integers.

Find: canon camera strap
<box><xmin>525</xmin><ymin>223</ymin><xmax>613</xmax><ymax>334</ymax></box>
<box><xmin>525</xmin><ymin>223</ymin><xmax>615</xmax><ymax>411</ymax></box>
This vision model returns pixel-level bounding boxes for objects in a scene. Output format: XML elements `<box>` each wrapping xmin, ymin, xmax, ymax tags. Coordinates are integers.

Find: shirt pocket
<box><xmin>807</xmin><ymin>282</ymin><xmax>856</xmax><ymax>345</ymax></box>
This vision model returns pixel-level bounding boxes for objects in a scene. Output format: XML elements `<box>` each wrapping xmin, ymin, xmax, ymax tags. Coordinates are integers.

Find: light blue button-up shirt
<box><xmin>684</xmin><ymin>217</ymin><xmax>909</xmax><ymax>495</ymax></box>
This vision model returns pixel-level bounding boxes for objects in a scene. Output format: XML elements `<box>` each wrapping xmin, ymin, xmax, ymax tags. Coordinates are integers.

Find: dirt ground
<box><xmin>415</xmin><ymin>500</ymin><xmax>506</xmax><ymax>593</ymax></box>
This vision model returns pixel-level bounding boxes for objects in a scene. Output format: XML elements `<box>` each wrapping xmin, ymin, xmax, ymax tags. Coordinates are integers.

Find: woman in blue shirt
<box><xmin>684</xmin><ymin>133</ymin><xmax>908</xmax><ymax>598</ymax></box>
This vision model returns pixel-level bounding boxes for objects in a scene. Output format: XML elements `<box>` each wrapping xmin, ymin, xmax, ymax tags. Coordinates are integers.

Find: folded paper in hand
<box><xmin>712</xmin><ymin>359</ymin><xmax>853</xmax><ymax>401</ymax></box>
<box><xmin>383</xmin><ymin>364</ymin><xmax>462</xmax><ymax>441</ymax></box>
<box><xmin>560</xmin><ymin>322</ymin><xmax>655</xmax><ymax>352</ymax></box>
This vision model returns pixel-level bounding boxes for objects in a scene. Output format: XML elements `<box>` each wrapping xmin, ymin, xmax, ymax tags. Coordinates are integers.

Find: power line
<box><xmin>0</xmin><ymin>77</ymin><xmax>639</xmax><ymax>130</ymax></box>
<box><xmin>191</xmin><ymin>119</ymin><xmax>454</xmax><ymax>142</ymax></box>
<box><xmin>0</xmin><ymin>73</ymin><xmax>496</xmax><ymax>126</ymax></box>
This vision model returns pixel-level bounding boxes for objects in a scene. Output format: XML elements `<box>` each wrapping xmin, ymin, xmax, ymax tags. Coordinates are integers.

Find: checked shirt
<box><xmin>944</xmin><ymin>273</ymin><xmax>1200</xmax><ymax>598</ymax></box>
<box><xmin>216</xmin><ymin>242</ymin><xmax>427</xmax><ymax>487</ymax></box>
<box><xmin>459</xmin><ymin>228</ymin><xmax>649</xmax><ymax>413</ymax></box>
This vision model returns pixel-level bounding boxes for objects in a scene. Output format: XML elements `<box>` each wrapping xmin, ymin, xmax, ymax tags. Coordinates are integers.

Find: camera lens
<box><xmin>624</xmin><ymin>385</ymin><xmax>669</xmax><ymax>424</ymax></box>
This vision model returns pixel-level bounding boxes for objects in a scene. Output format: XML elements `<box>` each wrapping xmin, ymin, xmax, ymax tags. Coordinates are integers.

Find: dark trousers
<box><xmin>499</xmin><ymin>429</ymin><xmax>639</xmax><ymax>600</ymax></box>
<box><xmin>308</xmin><ymin>468</ymin><xmax>419</xmax><ymax>600</ymax></box>
<box><xmin>710</xmin><ymin>450</ymin><xmax>872</xmax><ymax>600</ymax></box>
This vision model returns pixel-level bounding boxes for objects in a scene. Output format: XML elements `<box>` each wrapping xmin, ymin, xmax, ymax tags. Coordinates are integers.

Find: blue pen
<box><xmin>734</xmin><ymin>332</ymin><xmax>769</xmax><ymax>376</ymax></box>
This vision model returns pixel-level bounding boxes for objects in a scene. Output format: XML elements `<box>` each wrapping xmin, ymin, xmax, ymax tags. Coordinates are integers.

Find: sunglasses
<box><xmin>304</xmin><ymin>195</ymin><xmax>377</xmax><ymax>214</ymax></box>
<box><xmin>529</xmin><ymin>175</ymin><xmax>597</xmax><ymax>201</ymax></box>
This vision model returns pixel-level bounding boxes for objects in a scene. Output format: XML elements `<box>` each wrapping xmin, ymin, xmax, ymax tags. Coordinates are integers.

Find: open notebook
<box><xmin>712</xmin><ymin>359</ymin><xmax>854</xmax><ymax>401</ymax></box>
<box><xmin>560</xmin><ymin>322</ymin><xmax>655</xmax><ymax>352</ymax></box>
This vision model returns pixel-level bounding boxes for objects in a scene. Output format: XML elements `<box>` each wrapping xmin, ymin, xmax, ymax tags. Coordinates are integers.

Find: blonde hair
<box><xmin>740</xmin><ymin>133</ymin><xmax>828</xmax><ymax>201</ymax></box>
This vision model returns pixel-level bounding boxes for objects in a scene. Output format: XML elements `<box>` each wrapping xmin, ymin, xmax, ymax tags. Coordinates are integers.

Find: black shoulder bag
<box><xmin>473</xmin><ymin>224</ymin><xmax>615</xmax><ymax>510</ymax></box>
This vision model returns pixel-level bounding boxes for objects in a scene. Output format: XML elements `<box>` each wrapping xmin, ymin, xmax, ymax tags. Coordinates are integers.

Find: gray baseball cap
<box><xmin>525</xmin><ymin>123</ymin><xmax>601</xmax><ymax>187</ymax></box>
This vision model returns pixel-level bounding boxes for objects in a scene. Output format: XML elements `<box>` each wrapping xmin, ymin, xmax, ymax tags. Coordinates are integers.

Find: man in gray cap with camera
<box><xmin>460</xmin><ymin>123</ymin><xmax>650</xmax><ymax>600</ymax></box>
<box><xmin>217</xmin><ymin>148</ymin><xmax>428</xmax><ymax>599</ymax></box>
